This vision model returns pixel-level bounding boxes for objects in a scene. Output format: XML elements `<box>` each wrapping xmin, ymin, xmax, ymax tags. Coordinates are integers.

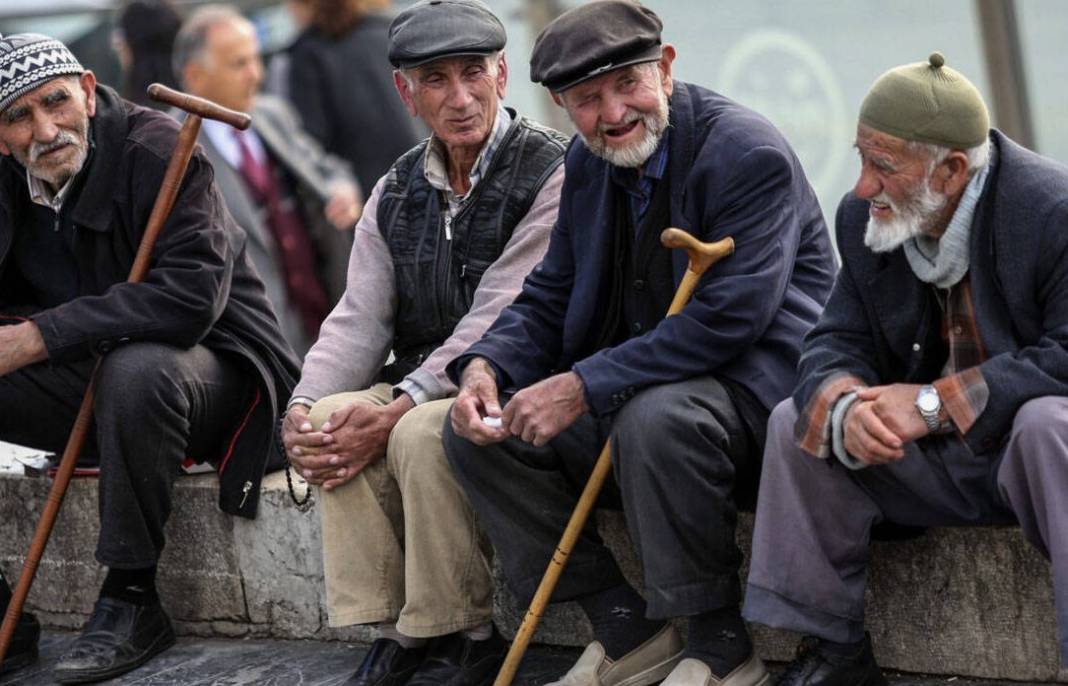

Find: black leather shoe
<box><xmin>53</xmin><ymin>597</ymin><xmax>176</xmax><ymax>684</ymax></box>
<box><xmin>347</xmin><ymin>637</ymin><xmax>428</xmax><ymax>685</ymax></box>
<box><xmin>0</xmin><ymin>611</ymin><xmax>41</xmax><ymax>675</ymax></box>
<box><xmin>774</xmin><ymin>634</ymin><xmax>886</xmax><ymax>686</ymax></box>
<box><xmin>406</xmin><ymin>628</ymin><xmax>508</xmax><ymax>686</ymax></box>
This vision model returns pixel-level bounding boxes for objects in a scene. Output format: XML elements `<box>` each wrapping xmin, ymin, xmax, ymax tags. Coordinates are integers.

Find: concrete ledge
<box><xmin>0</xmin><ymin>472</ymin><xmax>1061</xmax><ymax>681</ymax></box>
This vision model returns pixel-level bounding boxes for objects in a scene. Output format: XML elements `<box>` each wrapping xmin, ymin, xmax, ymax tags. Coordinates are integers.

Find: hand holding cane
<box><xmin>493</xmin><ymin>227</ymin><xmax>735</xmax><ymax>686</ymax></box>
<box><xmin>0</xmin><ymin>84</ymin><xmax>250</xmax><ymax>668</ymax></box>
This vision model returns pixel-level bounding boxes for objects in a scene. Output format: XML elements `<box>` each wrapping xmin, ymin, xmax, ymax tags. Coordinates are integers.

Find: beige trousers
<box><xmin>310</xmin><ymin>384</ymin><xmax>494</xmax><ymax>637</ymax></box>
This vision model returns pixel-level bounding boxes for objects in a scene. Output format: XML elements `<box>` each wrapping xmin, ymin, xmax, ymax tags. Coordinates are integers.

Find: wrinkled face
<box><xmin>0</xmin><ymin>72</ymin><xmax>97</xmax><ymax>189</ymax></box>
<box><xmin>185</xmin><ymin>18</ymin><xmax>263</xmax><ymax>113</ymax></box>
<box><xmin>395</xmin><ymin>54</ymin><xmax>507</xmax><ymax>153</ymax></box>
<box><xmin>853</xmin><ymin>123</ymin><xmax>949</xmax><ymax>253</ymax></box>
<box><xmin>557</xmin><ymin>47</ymin><xmax>674</xmax><ymax>168</ymax></box>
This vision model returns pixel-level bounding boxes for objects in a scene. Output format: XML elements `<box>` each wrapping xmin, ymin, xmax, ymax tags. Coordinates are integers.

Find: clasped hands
<box><xmin>282</xmin><ymin>394</ymin><xmax>412</xmax><ymax>491</ymax></box>
<box><xmin>451</xmin><ymin>358</ymin><xmax>588</xmax><ymax>447</ymax></box>
<box><xmin>843</xmin><ymin>383</ymin><xmax>935</xmax><ymax>466</ymax></box>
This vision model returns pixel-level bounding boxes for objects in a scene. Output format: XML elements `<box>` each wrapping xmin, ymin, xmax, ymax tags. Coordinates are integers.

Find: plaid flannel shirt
<box><xmin>796</xmin><ymin>276</ymin><xmax>990</xmax><ymax>458</ymax></box>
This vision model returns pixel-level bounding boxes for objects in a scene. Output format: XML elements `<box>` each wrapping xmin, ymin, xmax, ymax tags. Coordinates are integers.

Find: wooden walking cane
<box><xmin>493</xmin><ymin>227</ymin><xmax>735</xmax><ymax>686</ymax></box>
<box><xmin>0</xmin><ymin>83</ymin><xmax>251</xmax><ymax>668</ymax></box>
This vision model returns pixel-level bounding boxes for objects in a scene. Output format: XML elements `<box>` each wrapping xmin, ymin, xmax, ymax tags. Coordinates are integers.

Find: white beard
<box><xmin>578</xmin><ymin>89</ymin><xmax>669</xmax><ymax>169</ymax></box>
<box><xmin>863</xmin><ymin>180</ymin><xmax>948</xmax><ymax>253</ymax></box>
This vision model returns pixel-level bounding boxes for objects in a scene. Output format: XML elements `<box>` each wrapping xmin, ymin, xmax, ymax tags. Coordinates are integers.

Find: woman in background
<box><xmin>113</xmin><ymin>0</ymin><xmax>183</xmax><ymax>108</ymax></box>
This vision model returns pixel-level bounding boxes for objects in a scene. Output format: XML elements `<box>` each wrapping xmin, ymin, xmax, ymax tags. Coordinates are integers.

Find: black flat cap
<box><xmin>530</xmin><ymin>0</ymin><xmax>663</xmax><ymax>92</ymax></box>
<box><xmin>388</xmin><ymin>0</ymin><xmax>506</xmax><ymax>69</ymax></box>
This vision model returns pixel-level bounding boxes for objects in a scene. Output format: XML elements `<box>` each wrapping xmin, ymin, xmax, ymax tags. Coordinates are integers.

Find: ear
<box><xmin>393</xmin><ymin>70</ymin><xmax>419</xmax><ymax>117</ymax></box>
<box><xmin>933</xmin><ymin>150</ymin><xmax>971</xmax><ymax>197</ymax></box>
<box><xmin>658</xmin><ymin>44</ymin><xmax>677</xmax><ymax>98</ymax></box>
<box><xmin>550</xmin><ymin>92</ymin><xmax>564</xmax><ymax>108</ymax></box>
<box><xmin>495</xmin><ymin>52</ymin><xmax>508</xmax><ymax>100</ymax></box>
<box><xmin>80</xmin><ymin>71</ymin><xmax>97</xmax><ymax>117</ymax></box>
<box><xmin>182</xmin><ymin>61</ymin><xmax>206</xmax><ymax>97</ymax></box>
<box><xmin>0</xmin><ymin>136</ymin><xmax>10</xmax><ymax>157</ymax></box>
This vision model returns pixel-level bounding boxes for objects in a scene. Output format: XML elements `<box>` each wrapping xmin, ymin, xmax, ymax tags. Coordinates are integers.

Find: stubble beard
<box><xmin>15</xmin><ymin>120</ymin><xmax>89</xmax><ymax>190</ymax></box>
<box><xmin>578</xmin><ymin>88</ymin><xmax>669</xmax><ymax>169</ymax></box>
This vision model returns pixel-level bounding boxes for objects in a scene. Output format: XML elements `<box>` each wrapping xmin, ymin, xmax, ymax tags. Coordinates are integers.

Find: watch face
<box><xmin>917</xmin><ymin>388</ymin><xmax>940</xmax><ymax>413</ymax></box>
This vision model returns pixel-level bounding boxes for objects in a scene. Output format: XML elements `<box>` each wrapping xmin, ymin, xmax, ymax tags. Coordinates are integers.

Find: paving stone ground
<box><xmin>0</xmin><ymin>632</ymin><xmax>1053</xmax><ymax>686</ymax></box>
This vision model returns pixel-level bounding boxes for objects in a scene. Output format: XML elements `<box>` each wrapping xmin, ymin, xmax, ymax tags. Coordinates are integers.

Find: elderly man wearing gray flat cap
<box><xmin>281</xmin><ymin>1</ymin><xmax>567</xmax><ymax>685</ymax></box>
<box><xmin>444</xmin><ymin>2</ymin><xmax>835</xmax><ymax>685</ymax></box>
<box><xmin>743</xmin><ymin>54</ymin><xmax>1068</xmax><ymax>684</ymax></box>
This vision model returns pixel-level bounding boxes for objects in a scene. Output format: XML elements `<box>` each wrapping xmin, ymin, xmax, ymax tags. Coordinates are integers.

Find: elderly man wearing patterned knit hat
<box><xmin>0</xmin><ymin>32</ymin><xmax>299</xmax><ymax>682</ymax></box>
<box><xmin>743</xmin><ymin>53</ymin><xmax>1068</xmax><ymax>684</ymax></box>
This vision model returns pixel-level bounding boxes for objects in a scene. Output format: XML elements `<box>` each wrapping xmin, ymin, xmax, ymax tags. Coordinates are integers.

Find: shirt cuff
<box><xmin>394</xmin><ymin>378</ymin><xmax>432</xmax><ymax>406</ymax></box>
<box><xmin>286</xmin><ymin>396</ymin><xmax>317</xmax><ymax>412</ymax></box>
<box><xmin>933</xmin><ymin>367</ymin><xmax>989</xmax><ymax>436</ymax></box>
<box><xmin>830</xmin><ymin>392</ymin><xmax>867</xmax><ymax>470</ymax></box>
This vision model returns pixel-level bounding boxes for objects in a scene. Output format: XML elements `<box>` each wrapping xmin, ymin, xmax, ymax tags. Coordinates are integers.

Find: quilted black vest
<box><xmin>376</xmin><ymin>110</ymin><xmax>567</xmax><ymax>382</ymax></box>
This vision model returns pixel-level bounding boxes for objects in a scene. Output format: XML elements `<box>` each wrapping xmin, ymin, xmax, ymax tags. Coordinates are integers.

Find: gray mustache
<box><xmin>29</xmin><ymin>131</ymin><xmax>78</xmax><ymax>163</ymax></box>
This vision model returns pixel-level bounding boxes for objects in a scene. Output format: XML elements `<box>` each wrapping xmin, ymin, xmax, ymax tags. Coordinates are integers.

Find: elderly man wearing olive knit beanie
<box><xmin>743</xmin><ymin>53</ymin><xmax>1068</xmax><ymax>684</ymax></box>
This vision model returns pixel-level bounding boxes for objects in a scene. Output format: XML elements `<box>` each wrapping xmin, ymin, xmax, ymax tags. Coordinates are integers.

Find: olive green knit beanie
<box><xmin>860</xmin><ymin>52</ymin><xmax>989</xmax><ymax>149</ymax></box>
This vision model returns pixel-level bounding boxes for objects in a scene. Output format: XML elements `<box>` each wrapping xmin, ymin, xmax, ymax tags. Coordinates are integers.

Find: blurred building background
<box><xmin>2</xmin><ymin>0</ymin><xmax>1065</xmax><ymax>229</ymax></box>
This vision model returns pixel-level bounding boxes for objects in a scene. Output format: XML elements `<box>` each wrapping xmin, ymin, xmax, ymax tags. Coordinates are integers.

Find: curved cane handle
<box><xmin>147</xmin><ymin>83</ymin><xmax>251</xmax><ymax>130</ymax></box>
<box><xmin>660</xmin><ymin>227</ymin><xmax>735</xmax><ymax>276</ymax></box>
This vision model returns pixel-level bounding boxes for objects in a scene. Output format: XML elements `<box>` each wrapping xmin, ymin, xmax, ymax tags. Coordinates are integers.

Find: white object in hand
<box><xmin>482</xmin><ymin>416</ymin><xmax>503</xmax><ymax>428</ymax></box>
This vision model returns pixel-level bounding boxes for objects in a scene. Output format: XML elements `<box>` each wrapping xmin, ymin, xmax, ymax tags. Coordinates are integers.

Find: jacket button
<box><xmin>633</xmin><ymin>279</ymin><xmax>645</xmax><ymax>291</ymax></box>
<box><xmin>97</xmin><ymin>340</ymin><xmax>113</xmax><ymax>354</ymax></box>
<box><xmin>912</xmin><ymin>343</ymin><xmax>921</xmax><ymax>352</ymax></box>
<box><xmin>631</xmin><ymin>321</ymin><xmax>642</xmax><ymax>333</ymax></box>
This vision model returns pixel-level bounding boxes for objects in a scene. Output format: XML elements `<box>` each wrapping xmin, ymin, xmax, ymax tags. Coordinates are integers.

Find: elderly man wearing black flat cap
<box><xmin>281</xmin><ymin>1</ymin><xmax>567</xmax><ymax>685</ymax></box>
<box><xmin>444</xmin><ymin>1</ymin><xmax>835</xmax><ymax>685</ymax></box>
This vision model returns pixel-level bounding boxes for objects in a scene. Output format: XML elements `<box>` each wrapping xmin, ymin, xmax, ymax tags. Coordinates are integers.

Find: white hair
<box><xmin>907</xmin><ymin>139</ymin><xmax>991</xmax><ymax>177</ymax></box>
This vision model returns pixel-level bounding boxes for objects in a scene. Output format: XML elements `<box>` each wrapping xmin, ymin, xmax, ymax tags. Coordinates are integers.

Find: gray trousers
<box><xmin>0</xmin><ymin>342</ymin><xmax>251</xmax><ymax>568</ymax></box>
<box><xmin>743</xmin><ymin>397</ymin><xmax>1068</xmax><ymax>666</ymax></box>
<box><xmin>444</xmin><ymin>375</ymin><xmax>767</xmax><ymax>619</ymax></box>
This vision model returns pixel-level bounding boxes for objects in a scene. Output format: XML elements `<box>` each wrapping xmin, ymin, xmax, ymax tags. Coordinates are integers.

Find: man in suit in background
<box><xmin>174</xmin><ymin>4</ymin><xmax>362</xmax><ymax>356</ymax></box>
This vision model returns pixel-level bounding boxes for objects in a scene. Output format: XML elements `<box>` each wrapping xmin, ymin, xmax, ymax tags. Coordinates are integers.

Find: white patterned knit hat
<box><xmin>0</xmin><ymin>33</ymin><xmax>85</xmax><ymax>114</ymax></box>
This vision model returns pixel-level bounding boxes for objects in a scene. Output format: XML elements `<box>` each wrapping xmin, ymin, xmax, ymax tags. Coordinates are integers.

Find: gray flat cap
<box><xmin>388</xmin><ymin>0</ymin><xmax>506</xmax><ymax>69</ymax></box>
<box><xmin>530</xmin><ymin>0</ymin><xmax>663</xmax><ymax>92</ymax></box>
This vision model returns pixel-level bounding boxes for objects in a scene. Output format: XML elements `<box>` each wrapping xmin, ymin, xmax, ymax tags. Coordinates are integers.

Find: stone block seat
<box><xmin>0</xmin><ymin>470</ymin><xmax>1060</xmax><ymax>681</ymax></box>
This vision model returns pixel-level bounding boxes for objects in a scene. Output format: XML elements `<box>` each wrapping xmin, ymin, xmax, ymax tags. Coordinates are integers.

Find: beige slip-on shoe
<box><xmin>660</xmin><ymin>655</ymin><xmax>769</xmax><ymax>686</ymax></box>
<box><xmin>546</xmin><ymin>624</ymin><xmax>684</xmax><ymax>686</ymax></box>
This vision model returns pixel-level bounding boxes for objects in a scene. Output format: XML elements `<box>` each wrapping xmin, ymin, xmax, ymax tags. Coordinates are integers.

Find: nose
<box><xmin>446</xmin><ymin>81</ymin><xmax>474</xmax><ymax>110</ymax></box>
<box><xmin>853</xmin><ymin>163</ymin><xmax>880</xmax><ymax>200</ymax></box>
<box><xmin>600</xmin><ymin>93</ymin><xmax>628</xmax><ymax>125</ymax></box>
<box><xmin>31</xmin><ymin>114</ymin><xmax>60</xmax><ymax>144</ymax></box>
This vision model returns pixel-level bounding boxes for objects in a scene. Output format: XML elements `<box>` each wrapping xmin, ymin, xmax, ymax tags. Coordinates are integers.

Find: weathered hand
<box><xmin>282</xmin><ymin>404</ymin><xmax>333</xmax><ymax>475</ymax></box>
<box><xmin>856</xmin><ymin>384</ymin><xmax>929</xmax><ymax>444</ymax></box>
<box><xmin>309</xmin><ymin>396</ymin><xmax>413</xmax><ymax>491</ymax></box>
<box><xmin>324</xmin><ymin>182</ymin><xmax>363</xmax><ymax>230</ymax></box>
<box><xmin>452</xmin><ymin>358</ymin><xmax>509</xmax><ymax>446</ymax></box>
<box><xmin>502</xmin><ymin>371</ymin><xmax>588</xmax><ymax>447</ymax></box>
<box><xmin>842</xmin><ymin>399</ymin><xmax>905</xmax><ymax>465</ymax></box>
<box><xmin>0</xmin><ymin>321</ymin><xmax>48</xmax><ymax>377</ymax></box>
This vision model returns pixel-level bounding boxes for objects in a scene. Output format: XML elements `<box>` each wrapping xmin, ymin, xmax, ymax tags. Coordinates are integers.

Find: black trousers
<box><xmin>0</xmin><ymin>343</ymin><xmax>251</xmax><ymax>569</ymax></box>
<box><xmin>443</xmin><ymin>375</ymin><xmax>767</xmax><ymax>619</ymax></box>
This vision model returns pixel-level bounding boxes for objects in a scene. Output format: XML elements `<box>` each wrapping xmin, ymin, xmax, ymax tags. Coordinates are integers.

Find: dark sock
<box><xmin>682</xmin><ymin>606</ymin><xmax>752</xmax><ymax>677</ymax></box>
<box><xmin>818</xmin><ymin>635</ymin><xmax>866</xmax><ymax>657</ymax></box>
<box><xmin>100</xmin><ymin>566</ymin><xmax>159</xmax><ymax>605</ymax></box>
<box><xmin>0</xmin><ymin>569</ymin><xmax>11</xmax><ymax>606</ymax></box>
<box><xmin>577</xmin><ymin>583</ymin><xmax>665</xmax><ymax>660</ymax></box>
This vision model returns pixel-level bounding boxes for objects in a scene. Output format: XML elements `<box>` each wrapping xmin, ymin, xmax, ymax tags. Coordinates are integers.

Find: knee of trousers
<box><xmin>1006</xmin><ymin>396</ymin><xmax>1068</xmax><ymax>471</ymax></box>
<box><xmin>441</xmin><ymin>407</ymin><xmax>476</xmax><ymax>475</ymax></box>
<box><xmin>308</xmin><ymin>389</ymin><xmax>383</xmax><ymax>430</ymax></box>
<box><xmin>385</xmin><ymin>399</ymin><xmax>453</xmax><ymax>483</ymax></box>
<box><xmin>94</xmin><ymin>342</ymin><xmax>189</xmax><ymax>418</ymax></box>
<box><xmin>611</xmin><ymin>381</ymin><xmax>730</xmax><ymax>472</ymax></box>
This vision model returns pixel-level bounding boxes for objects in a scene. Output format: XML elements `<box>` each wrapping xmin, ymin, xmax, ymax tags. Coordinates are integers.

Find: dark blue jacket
<box><xmin>795</xmin><ymin>131</ymin><xmax>1068</xmax><ymax>455</ymax></box>
<box><xmin>452</xmin><ymin>81</ymin><xmax>836</xmax><ymax>415</ymax></box>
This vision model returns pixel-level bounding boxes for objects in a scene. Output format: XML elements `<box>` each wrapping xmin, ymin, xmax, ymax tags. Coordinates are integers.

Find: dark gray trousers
<box><xmin>744</xmin><ymin>397</ymin><xmax>1068</xmax><ymax>666</ymax></box>
<box><xmin>0</xmin><ymin>343</ymin><xmax>251</xmax><ymax>569</ymax></box>
<box><xmin>443</xmin><ymin>375</ymin><xmax>767</xmax><ymax>620</ymax></box>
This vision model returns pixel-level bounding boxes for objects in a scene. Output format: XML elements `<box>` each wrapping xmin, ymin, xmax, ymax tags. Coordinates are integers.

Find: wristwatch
<box><xmin>915</xmin><ymin>385</ymin><xmax>942</xmax><ymax>432</ymax></box>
